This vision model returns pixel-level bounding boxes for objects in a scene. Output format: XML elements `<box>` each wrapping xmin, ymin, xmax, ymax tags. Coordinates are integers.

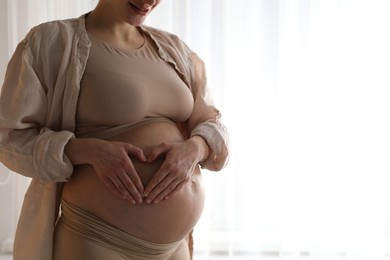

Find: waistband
<box><xmin>59</xmin><ymin>199</ymin><xmax>184</xmax><ymax>258</ymax></box>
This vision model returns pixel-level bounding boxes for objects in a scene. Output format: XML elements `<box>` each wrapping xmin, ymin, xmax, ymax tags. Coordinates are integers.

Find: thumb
<box><xmin>148</xmin><ymin>143</ymin><xmax>170</xmax><ymax>162</ymax></box>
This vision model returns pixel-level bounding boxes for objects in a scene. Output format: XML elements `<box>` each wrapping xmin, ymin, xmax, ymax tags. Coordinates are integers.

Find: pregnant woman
<box><xmin>0</xmin><ymin>0</ymin><xmax>229</xmax><ymax>260</ymax></box>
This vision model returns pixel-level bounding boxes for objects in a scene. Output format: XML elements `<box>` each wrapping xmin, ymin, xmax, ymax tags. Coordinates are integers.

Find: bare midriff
<box><xmin>62</xmin><ymin>121</ymin><xmax>205</xmax><ymax>243</ymax></box>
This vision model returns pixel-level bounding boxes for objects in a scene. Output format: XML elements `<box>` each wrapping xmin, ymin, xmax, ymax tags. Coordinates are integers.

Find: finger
<box><xmin>118</xmin><ymin>172</ymin><xmax>143</xmax><ymax>204</ymax></box>
<box><xmin>126</xmin><ymin>144</ymin><xmax>147</xmax><ymax>162</ymax></box>
<box><xmin>105</xmin><ymin>176</ymin><xmax>137</xmax><ymax>204</ymax></box>
<box><xmin>143</xmin><ymin>167</ymin><xmax>170</xmax><ymax>197</ymax></box>
<box><xmin>163</xmin><ymin>181</ymin><xmax>187</xmax><ymax>201</ymax></box>
<box><xmin>114</xmin><ymin>175</ymin><xmax>138</xmax><ymax>204</ymax></box>
<box><xmin>123</xmin><ymin>161</ymin><xmax>144</xmax><ymax>195</ymax></box>
<box><xmin>148</xmin><ymin>143</ymin><xmax>170</xmax><ymax>162</ymax></box>
<box><xmin>103</xmin><ymin>177</ymin><xmax>126</xmax><ymax>199</ymax></box>
<box><xmin>151</xmin><ymin>178</ymin><xmax>182</xmax><ymax>204</ymax></box>
<box><xmin>145</xmin><ymin>174</ymin><xmax>178</xmax><ymax>204</ymax></box>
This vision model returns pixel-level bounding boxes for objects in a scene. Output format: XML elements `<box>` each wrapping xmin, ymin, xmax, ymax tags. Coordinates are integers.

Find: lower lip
<box><xmin>128</xmin><ymin>2</ymin><xmax>149</xmax><ymax>16</ymax></box>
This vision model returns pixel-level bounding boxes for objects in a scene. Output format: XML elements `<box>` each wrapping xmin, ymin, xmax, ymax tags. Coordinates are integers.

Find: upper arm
<box><xmin>187</xmin><ymin>52</ymin><xmax>230</xmax><ymax>171</ymax></box>
<box><xmin>0</xmin><ymin>38</ymin><xmax>74</xmax><ymax>181</ymax></box>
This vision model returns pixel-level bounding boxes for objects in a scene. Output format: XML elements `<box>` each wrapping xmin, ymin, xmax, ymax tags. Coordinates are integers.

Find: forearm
<box><xmin>64</xmin><ymin>137</ymin><xmax>104</xmax><ymax>166</ymax></box>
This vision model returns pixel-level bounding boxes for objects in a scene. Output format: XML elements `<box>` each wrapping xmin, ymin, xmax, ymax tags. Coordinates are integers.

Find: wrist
<box><xmin>65</xmin><ymin>137</ymin><xmax>105</xmax><ymax>166</ymax></box>
<box><xmin>188</xmin><ymin>135</ymin><xmax>210</xmax><ymax>164</ymax></box>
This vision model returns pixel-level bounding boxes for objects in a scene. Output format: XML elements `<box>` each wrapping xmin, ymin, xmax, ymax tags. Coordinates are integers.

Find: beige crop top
<box><xmin>76</xmin><ymin>31</ymin><xmax>194</xmax><ymax>139</ymax></box>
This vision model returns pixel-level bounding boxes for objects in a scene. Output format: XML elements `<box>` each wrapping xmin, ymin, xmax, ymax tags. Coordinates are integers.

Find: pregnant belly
<box><xmin>62</xmin><ymin>121</ymin><xmax>205</xmax><ymax>243</ymax></box>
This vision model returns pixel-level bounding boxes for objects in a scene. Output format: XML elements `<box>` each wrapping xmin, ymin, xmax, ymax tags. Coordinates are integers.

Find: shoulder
<box><xmin>22</xmin><ymin>16</ymin><xmax>86</xmax><ymax>50</ymax></box>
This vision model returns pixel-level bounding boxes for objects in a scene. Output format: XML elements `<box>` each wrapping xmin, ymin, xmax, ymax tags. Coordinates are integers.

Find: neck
<box><xmin>86</xmin><ymin>1</ymin><xmax>140</xmax><ymax>43</ymax></box>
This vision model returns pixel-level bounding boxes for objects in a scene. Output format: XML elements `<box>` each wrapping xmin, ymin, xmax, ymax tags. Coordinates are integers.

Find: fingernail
<box><xmin>146</xmin><ymin>198</ymin><xmax>152</xmax><ymax>204</ymax></box>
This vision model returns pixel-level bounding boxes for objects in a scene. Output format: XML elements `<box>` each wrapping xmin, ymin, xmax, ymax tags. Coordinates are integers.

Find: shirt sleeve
<box><xmin>188</xmin><ymin>52</ymin><xmax>230</xmax><ymax>171</ymax></box>
<box><xmin>0</xmin><ymin>38</ymin><xmax>74</xmax><ymax>182</ymax></box>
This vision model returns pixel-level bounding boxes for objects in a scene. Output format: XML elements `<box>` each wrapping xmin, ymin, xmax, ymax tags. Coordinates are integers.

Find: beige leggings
<box><xmin>53</xmin><ymin>199</ymin><xmax>190</xmax><ymax>260</ymax></box>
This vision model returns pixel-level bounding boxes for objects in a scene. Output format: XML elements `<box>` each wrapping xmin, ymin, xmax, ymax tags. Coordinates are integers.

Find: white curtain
<box><xmin>148</xmin><ymin>1</ymin><xmax>390</xmax><ymax>259</ymax></box>
<box><xmin>1</xmin><ymin>0</ymin><xmax>390</xmax><ymax>259</ymax></box>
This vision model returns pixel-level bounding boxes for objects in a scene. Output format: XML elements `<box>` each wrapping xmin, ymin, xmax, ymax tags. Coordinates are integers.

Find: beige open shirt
<box><xmin>0</xmin><ymin>14</ymin><xmax>229</xmax><ymax>260</ymax></box>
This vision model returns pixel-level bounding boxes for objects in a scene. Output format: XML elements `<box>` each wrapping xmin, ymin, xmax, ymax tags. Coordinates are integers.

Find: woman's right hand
<box><xmin>65</xmin><ymin>138</ymin><xmax>146</xmax><ymax>204</ymax></box>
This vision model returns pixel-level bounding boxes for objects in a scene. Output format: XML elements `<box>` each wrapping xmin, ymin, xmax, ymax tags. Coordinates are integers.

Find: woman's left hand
<box><xmin>143</xmin><ymin>137</ymin><xmax>209</xmax><ymax>204</ymax></box>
